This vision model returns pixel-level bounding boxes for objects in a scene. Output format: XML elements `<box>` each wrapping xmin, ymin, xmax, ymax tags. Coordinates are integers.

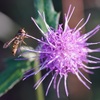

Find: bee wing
<box><xmin>3</xmin><ymin>37</ymin><xmax>16</xmax><ymax>48</ymax></box>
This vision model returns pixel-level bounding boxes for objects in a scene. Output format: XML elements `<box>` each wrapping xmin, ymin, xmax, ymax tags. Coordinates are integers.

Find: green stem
<box><xmin>34</xmin><ymin>59</ymin><xmax>45</xmax><ymax>100</ymax></box>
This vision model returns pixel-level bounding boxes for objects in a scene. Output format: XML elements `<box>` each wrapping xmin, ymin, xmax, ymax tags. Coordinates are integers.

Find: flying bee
<box><xmin>3</xmin><ymin>28</ymin><xmax>28</xmax><ymax>56</ymax></box>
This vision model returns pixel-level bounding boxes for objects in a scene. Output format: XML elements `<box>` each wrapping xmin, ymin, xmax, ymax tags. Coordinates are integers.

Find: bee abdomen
<box><xmin>12</xmin><ymin>40</ymin><xmax>19</xmax><ymax>56</ymax></box>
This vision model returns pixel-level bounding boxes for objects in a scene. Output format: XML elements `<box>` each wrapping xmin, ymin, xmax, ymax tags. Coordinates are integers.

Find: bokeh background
<box><xmin>0</xmin><ymin>0</ymin><xmax>100</xmax><ymax>100</ymax></box>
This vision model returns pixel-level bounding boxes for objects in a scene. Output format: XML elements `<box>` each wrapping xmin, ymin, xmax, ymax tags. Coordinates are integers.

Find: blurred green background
<box><xmin>0</xmin><ymin>0</ymin><xmax>100</xmax><ymax>100</ymax></box>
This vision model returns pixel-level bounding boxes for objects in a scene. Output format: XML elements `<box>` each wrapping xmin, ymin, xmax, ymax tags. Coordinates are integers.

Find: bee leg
<box><xmin>22</xmin><ymin>41</ymin><xmax>27</xmax><ymax>45</ymax></box>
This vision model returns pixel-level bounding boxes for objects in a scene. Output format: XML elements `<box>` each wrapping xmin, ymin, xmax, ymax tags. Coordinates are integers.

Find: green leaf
<box><xmin>0</xmin><ymin>58</ymin><xmax>33</xmax><ymax>97</ymax></box>
<box><xmin>33</xmin><ymin>0</ymin><xmax>60</xmax><ymax>32</ymax></box>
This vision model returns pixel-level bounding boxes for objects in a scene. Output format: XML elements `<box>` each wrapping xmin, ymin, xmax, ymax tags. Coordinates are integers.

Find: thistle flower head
<box><xmin>23</xmin><ymin>5</ymin><xmax>100</xmax><ymax>98</ymax></box>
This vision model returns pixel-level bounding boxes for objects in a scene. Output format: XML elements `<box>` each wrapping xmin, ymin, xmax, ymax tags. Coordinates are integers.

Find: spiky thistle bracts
<box><xmin>23</xmin><ymin>5</ymin><xmax>100</xmax><ymax>98</ymax></box>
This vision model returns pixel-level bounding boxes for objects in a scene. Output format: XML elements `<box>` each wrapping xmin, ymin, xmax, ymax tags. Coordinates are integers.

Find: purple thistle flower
<box><xmin>23</xmin><ymin>5</ymin><xmax>100</xmax><ymax>98</ymax></box>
